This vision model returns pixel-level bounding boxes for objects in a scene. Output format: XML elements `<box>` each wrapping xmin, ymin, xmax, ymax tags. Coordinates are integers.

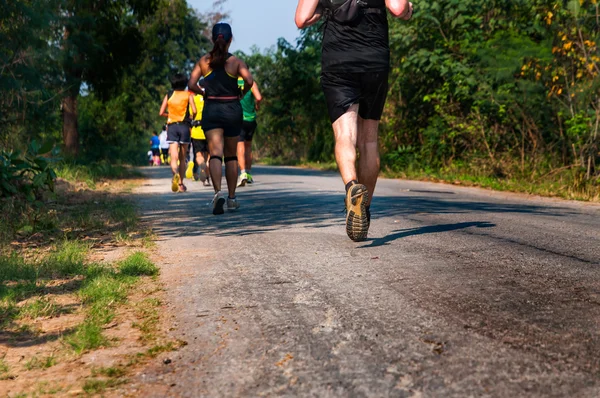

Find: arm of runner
<box><xmin>189</xmin><ymin>94</ymin><xmax>197</xmax><ymax>118</ymax></box>
<box><xmin>238</xmin><ymin>60</ymin><xmax>254</xmax><ymax>96</ymax></box>
<box><xmin>295</xmin><ymin>0</ymin><xmax>323</xmax><ymax>29</ymax></box>
<box><xmin>188</xmin><ymin>61</ymin><xmax>204</xmax><ymax>95</ymax></box>
<box><xmin>386</xmin><ymin>0</ymin><xmax>413</xmax><ymax>20</ymax></box>
<box><xmin>159</xmin><ymin>94</ymin><xmax>169</xmax><ymax>118</ymax></box>
<box><xmin>251</xmin><ymin>81</ymin><xmax>263</xmax><ymax>111</ymax></box>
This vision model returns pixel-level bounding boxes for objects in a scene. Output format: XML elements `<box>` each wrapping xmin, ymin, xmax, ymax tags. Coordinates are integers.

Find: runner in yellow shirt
<box><xmin>190</xmin><ymin>81</ymin><xmax>210</xmax><ymax>186</ymax></box>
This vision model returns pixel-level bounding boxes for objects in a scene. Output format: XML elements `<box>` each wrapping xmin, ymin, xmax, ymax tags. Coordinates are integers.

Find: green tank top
<box><xmin>238</xmin><ymin>78</ymin><xmax>256</xmax><ymax>122</ymax></box>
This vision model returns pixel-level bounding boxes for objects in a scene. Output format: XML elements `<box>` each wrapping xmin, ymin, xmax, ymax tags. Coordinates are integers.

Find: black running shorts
<box><xmin>167</xmin><ymin>123</ymin><xmax>191</xmax><ymax>144</ymax></box>
<box><xmin>239</xmin><ymin>120</ymin><xmax>257</xmax><ymax>142</ymax></box>
<box><xmin>202</xmin><ymin>100</ymin><xmax>242</xmax><ymax>138</ymax></box>
<box><xmin>321</xmin><ymin>70</ymin><xmax>389</xmax><ymax>123</ymax></box>
<box><xmin>192</xmin><ymin>138</ymin><xmax>208</xmax><ymax>156</ymax></box>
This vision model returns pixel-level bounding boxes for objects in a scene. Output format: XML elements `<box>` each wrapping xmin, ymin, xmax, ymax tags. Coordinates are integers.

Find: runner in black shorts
<box><xmin>188</xmin><ymin>22</ymin><xmax>257</xmax><ymax>215</ymax></box>
<box><xmin>159</xmin><ymin>73</ymin><xmax>196</xmax><ymax>192</ymax></box>
<box><xmin>296</xmin><ymin>0</ymin><xmax>413</xmax><ymax>241</ymax></box>
<box><xmin>237</xmin><ymin>78</ymin><xmax>263</xmax><ymax>187</ymax></box>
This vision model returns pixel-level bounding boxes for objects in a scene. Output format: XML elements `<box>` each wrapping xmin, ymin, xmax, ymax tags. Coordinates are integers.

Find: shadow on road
<box><xmin>136</xmin><ymin>166</ymin><xmax>577</xmax><ymax>241</ymax></box>
<box><xmin>361</xmin><ymin>221</ymin><xmax>496</xmax><ymax>248</ymax></box>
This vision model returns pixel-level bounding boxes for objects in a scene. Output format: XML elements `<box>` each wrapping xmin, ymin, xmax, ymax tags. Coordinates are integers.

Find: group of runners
<box><xmin>158</xmin><ymin>0</ymin><xmax>412</xmax><ymax>241</ymax></box>
<box><xmin>159</xmin><ymin>25</ymin><xmax>262</xmax><ymax>216</ymax></box>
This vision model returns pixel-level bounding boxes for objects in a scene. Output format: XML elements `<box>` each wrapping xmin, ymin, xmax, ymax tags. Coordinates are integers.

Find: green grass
<box><xmin>0</xmin><ymin>240</ymin><xmax>89</xmax><ymax>285</ymax></box>
<box><xmin>259</xmin><ymin>156</ymin><xmax>339</xmax><ymax>171</ymax></box>
<box><xmin>24</xmin><ymin>355</ymin><xmax>56</xmax><ymax>370</ymax></box>
<box><xmin>55</xmin><ymin>162</ymin><xmax>141</xmax><ymax>189</ymax></box>
<box><xmin>118</xmin><ymin>252</ymin><xmax>159</xmax><ymax>277</ymax></box>
<box><xmin>83</xmin><ymin>377</ymin><xmax>126</xmax><ymax>394</ymax></box>
<box><xmin>384</xmin><ymin>164</ymin><xmax>600</xmax><ymax>202</ymax></box>
<box><xmin>92</xmin><ymin>366</ymin><xmax>126</xmax><ymax>378</ymax></box>
<box><xmin>132</xmin><ymin>298</ymin><xmax>161</xmax><ymax>342</ymax></box>
<box><xmin>18</xmin><ymin>297</ymin><xmax>60</xmax><ymax>320</ymax></box>
<box><xmin>66</xmin><ymin>252</ymin><xmax>159</xmax><ymax>354</ymax></box>
<box><xmin>0</xmin><ymin>359</ymin><xmax>9</xmax><ymax>378</ymax></box>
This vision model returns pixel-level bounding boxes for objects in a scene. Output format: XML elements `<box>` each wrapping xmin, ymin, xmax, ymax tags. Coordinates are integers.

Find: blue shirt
<box><xmin>150</xmin><ymin>136</ymin><xmax>160</xmax><ymax>149</ymax></box>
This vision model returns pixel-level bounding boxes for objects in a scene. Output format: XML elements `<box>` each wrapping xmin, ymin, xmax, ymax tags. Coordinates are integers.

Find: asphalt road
<box><xmin>128</xmin><ymin>165</ymin><xmax>600</xmax><ymax>397</ymax></box>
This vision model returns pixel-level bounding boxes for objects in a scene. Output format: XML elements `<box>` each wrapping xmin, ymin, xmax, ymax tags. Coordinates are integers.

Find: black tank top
<box><xmin>321</xmin><ymin>0</ymin><xmax>389</xmax><ymax>73</ymax></box>
<box><xmin>203</xmin><ymin>54</ymin><xmax>240</xmax><ymax>99</ymax></box>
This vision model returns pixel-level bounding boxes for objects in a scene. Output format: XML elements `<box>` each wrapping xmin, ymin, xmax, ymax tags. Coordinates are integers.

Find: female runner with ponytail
<box><xmin>188</xmin><ymin>23</ymin><xmax>256</xmax><ymax>215</ymax></box>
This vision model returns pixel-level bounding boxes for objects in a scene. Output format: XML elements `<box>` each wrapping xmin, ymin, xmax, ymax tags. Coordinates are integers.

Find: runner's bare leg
<box><xmin>332</xmin><ymin>104</ymin><xmax>359</xmax><ymax>185</ymax></box>
<box><xmin>207</xmin><ymin>129</ymin><xmax>224</xmax><ymax>193</ymax></box>
<box><xmin>357</xmin><ymin>117</ymin><xmax>380</xmax><ymax>206</ymax></box>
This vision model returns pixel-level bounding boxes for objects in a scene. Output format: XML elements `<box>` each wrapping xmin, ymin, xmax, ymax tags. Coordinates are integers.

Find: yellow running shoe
<box><xmin>171</xmin><ymin>174</ymin><xmax>180</xmax><ymax>192</ymax></box>
<box><xmin>185</xmin><ymin>161</ymin><xmax>194</xmax><ymax>179</ymax></box>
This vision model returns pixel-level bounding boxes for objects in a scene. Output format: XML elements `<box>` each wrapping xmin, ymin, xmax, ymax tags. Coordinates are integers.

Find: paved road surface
<box><xmin>128</xmin><ymin>166</ymin><xmax>600</xmax><ymax>397</ymax></box>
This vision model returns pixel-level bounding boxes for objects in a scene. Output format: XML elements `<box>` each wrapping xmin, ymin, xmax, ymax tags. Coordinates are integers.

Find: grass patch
<box><xmin>0</xmin><ymin>358</ymin><xmax>13</xmax><ymax>380</ymax></box>
<box><xmin>67</xmin><ymin>253</ymin><xmax>159</xmax><ymax>354</ymax></box>
<box><xmin>118</xmin><ymin>252</ymin><xmax>159</xmax><ymax>277</ymax></box>
<box><xmin>92</xmin><ymin>366</ymin><xmax>126</xmax><ymax>378</ymax></box>
<box><xmin>55</xmin><ymin>162</ymin><xmax>141</xmax><ymax>189</ymax></box>
<box><xmin>24</xmin><ymin>355</ymin><xmax>56</xmax><ymax>370</ymax></box>
<box><xmin>18</xmin><ymin>297</ymin><xmax>60</xmax><ymax>320</ymax></box>
<box><xmin>132</xmin><ymin>298</ymin><xmax>161</xmax><ymax>342</ymax></box>
<box><xmin>259</xmin><ymin>156</ymin><xmax>339</xmax><ymax>171</ymax></box>
<box><xmin>83</xmin><ymin>377</ymin><xmax>126</xmax><ymax>394</ymax></box>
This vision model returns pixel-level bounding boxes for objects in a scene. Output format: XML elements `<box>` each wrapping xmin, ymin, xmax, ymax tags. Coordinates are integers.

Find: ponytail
<box><xmin>209</xmin><ymin>36</ymin><xmax>228</xmax><ymax>69</ymax></box>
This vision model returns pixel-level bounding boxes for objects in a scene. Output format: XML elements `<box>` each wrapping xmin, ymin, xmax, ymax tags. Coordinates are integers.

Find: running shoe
<box><xmin>178</xmin><ymin>183</ymin><xmax>187</xmax><ymax>193</ymax></box>
<box><xmin>246</xmin><ymin>173</ymin><xmax>254</xmax><ymax>184</ymax></box>
<box><xmin>212</xmin><ymin>191</ymin><xmax>225</xmax><ymax>215</ymax></box>
<box><xmin>203</xmin><ymin>179</ymin><xmax>211</xmax><ymax>187</ymax></box>
<box><xmin>237</xmin><ymin>172</ymin><xmax>248</xmax><ymax>188</ymax></box>
<box><xmin>227</xmin><ymin>196</ymin><xmax>240</xmax><ymax>211</ymax></box>
<box><xmin>345</xmin><ymin>183</ymin><xmax>370</xmax><ymax>242</ymax></box>
<box><xmin>199</xmin><ymin>162</ymin><xmax>208</xmax><ymax>183</ymax></box>
<box><xmin>171</xmin><ymin>174</ymin><xmax>180</xmax><ymax>193</ymax></box>
<box><xmin>185</xmin><ymin>161</ymin><xmax>194</xmax><ymax>179</ymax></box>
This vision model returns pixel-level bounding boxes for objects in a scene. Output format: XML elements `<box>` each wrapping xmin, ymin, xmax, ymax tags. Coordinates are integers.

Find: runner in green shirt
<box><xmin>237</xmin><ymin>77</ymin><xmax>263</xmax><ymax>187</ymax></box>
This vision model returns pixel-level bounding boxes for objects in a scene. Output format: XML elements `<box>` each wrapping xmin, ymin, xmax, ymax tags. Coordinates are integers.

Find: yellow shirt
<box><xmin>190</xmin><ymin>94</ymin><xmax>205</xmax><ymax>140</ymax></box>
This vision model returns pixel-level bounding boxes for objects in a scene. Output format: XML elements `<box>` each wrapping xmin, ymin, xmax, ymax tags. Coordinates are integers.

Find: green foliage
<box><xmin>249</xmin><ymin>0</ymin><xmax>599</xmax><ymax>197</ymax></box>
<box><xmin>0</xmin><ymin>141</ymin><xmax>57</xmax><ymax>202</ymax></box>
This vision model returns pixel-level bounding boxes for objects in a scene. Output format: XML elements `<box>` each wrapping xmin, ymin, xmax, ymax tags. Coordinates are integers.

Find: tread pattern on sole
<box><xmin>346</xmin><ymin>184</ymin><xmax>370</xmax><ymax>242</ymax></box>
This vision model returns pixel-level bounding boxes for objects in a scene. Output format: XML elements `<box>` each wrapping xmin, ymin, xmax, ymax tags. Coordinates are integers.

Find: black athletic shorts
<box><xmin>321</xmin><ymin>70</ymin><xmax>389</xmax><ymax>123</ymax></box>
<box><xmin>151</xmin><ymin>148</ymin><xmax>160</xmax><ymax>156</ymax></box>
<box><xmin>191</xmin><ymin>138</ymin><xmax>208</xmax><ymax>156</ymax></box>
<box><xmin>239</xmin><ymin>120</ymin><xmax>257</xmax><ymax>142</ymax></box>
<box><xmin>167</xmin><ymin>123</ymin><xmax>191</xmax><ymax>144</ymax></box>
<box><xmin>202</xmin><ymin>100</ymin><xmax>242</xmax><ymax>138</ymax></box>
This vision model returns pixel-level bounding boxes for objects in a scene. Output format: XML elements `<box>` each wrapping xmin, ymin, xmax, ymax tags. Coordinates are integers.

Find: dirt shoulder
<box><xmin>0</xmin><ymin>175</ymin><xmax>179</xmax><ymax>397</ymax></box>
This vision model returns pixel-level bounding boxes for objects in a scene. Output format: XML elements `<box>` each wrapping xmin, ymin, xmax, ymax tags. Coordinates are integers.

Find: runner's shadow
<box><xmin>361</xmin><ymin>221</ymin><xmax>495</xmax><ymax>248</ymax></box>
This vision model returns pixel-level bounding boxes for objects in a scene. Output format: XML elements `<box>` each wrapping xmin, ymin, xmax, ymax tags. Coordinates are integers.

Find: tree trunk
<box><xmin>62</xmin><ymin>95</ymin><xmax>79</xmax><ymax>156</ymax></box>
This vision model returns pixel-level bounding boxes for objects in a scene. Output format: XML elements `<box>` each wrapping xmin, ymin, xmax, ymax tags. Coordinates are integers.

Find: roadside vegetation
<box><xmin>246</xmin><ymin>0</ymin><xmax>600</xmax><ymax>201</ymax></box>
<box><xmin>0</xmin><ymin>144</ymin><xmax>177</xmax><ymax>396</ymax></box>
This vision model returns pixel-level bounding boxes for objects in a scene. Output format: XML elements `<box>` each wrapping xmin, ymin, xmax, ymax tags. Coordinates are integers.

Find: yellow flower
<box><xmin>546</xmin><ymin>11</ymin><xmax>553</xmax><ymax>25</ymax></box>
<box><xmin>563</xmin><ymin>42</ymin><xmax>573</xmax><ymax>51</ymax></box>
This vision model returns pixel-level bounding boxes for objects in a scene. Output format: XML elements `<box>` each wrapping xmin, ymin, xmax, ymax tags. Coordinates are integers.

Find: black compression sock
<box><xmin>345</xmin><ymin>180</ymin><xmax>359</xmax><ymax>193</ymax></box>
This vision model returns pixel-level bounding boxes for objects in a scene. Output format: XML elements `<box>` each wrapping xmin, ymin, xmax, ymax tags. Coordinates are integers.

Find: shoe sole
<box><xmin>213</xmin><ymin>197</ymin><xmax>225</xmax><ymax>215</ymax></box>
<box><xmin>171</xmin><ymin>174</ymin><xmax>180</xmax><ymax>192</ymax></box>
<box><xmin>346</xmin><ymin>184</ymin><xmax>370</xmax><ymax>242</ymax></box>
